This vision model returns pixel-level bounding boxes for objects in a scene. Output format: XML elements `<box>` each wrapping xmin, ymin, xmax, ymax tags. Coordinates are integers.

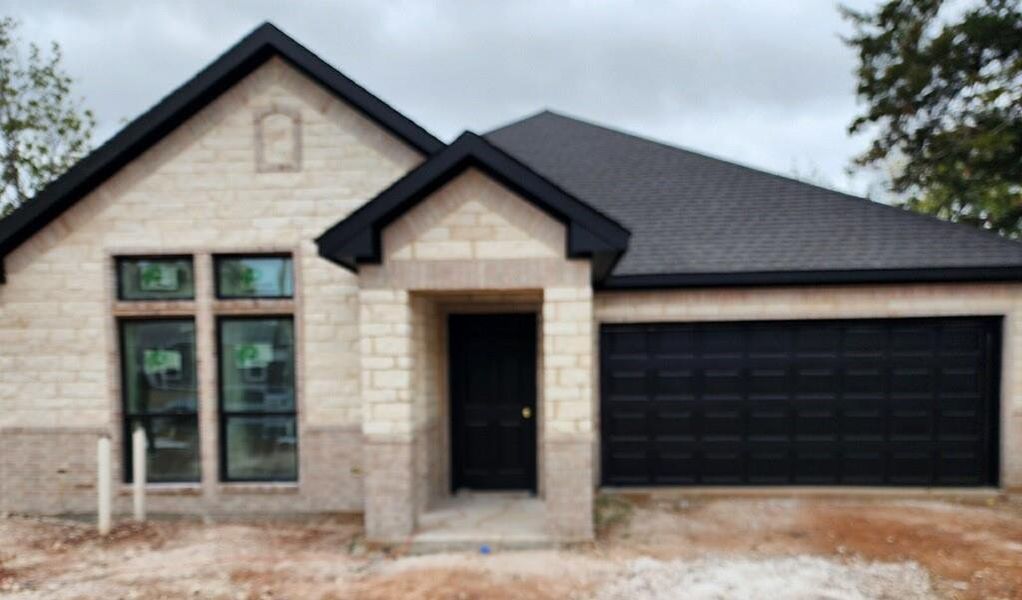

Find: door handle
<box><xmin>521</xmin><ymin>406</ymin><xmax>532</xmax><ymax>419</ymax></box>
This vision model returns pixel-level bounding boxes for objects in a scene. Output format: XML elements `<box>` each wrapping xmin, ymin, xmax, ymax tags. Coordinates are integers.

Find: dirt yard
<box><xmin>1</xmin><ymin>495</ymin><xmax>1021</xmax><ymax>599</ymax></box>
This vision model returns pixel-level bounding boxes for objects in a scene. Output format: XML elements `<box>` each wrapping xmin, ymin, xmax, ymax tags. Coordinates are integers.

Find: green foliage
<box><xmin>843</xmin><ymin>0</ymin><xmax>1022</xmax><ymax>236</ymax></box>
<box><xmin>0</xmin><ymin>17</ymin><xmax>94</xmax><ymax>217</ymax></box>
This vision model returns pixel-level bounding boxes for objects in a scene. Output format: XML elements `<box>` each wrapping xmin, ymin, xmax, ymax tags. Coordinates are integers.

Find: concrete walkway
<box><xmin>409</xmin><ymin>492</ymin><xmax>553</xmax><ymax>552</ymax></box>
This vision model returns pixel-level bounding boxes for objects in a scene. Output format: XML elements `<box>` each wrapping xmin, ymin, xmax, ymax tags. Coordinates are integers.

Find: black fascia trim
<box><xmin>0</xmin><ymin>22</ymin><xmax>443</xmax><ymax>281</ymax></box>
<box><xmin>598</xmin><ymin>266</ymin><xmax>1022</xmax><ymax>290</ymax></box>
<box><xmin>316</xmin><ymin>131</ymin><xmax>631</xmax><ymax>272</ymax></box>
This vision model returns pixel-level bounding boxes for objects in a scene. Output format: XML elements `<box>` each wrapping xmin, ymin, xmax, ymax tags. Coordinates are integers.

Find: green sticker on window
<box><xmin>143</xmin><ymin>349</ymin><xmax>182</xmax><ymax>375</ymax></box>
<box><xmin>238</xmin><ymin>265</ymin><xmax>259</xmax><ymax>292</ymax></box>
<box><xmin>139</xmin><ymin>262</ymin><xmax>180</xmax><ymax>292</ymax></box>
<box><xmin>234</xmin><ymin>343</ymin><xmax>273</xmax><ymax>369</ymax></box>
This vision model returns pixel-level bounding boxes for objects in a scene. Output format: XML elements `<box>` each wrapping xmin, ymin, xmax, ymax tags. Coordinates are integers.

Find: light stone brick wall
<box><xmin>0</xmin><ymin>57</ymin><xmax>422</xmax><ymax>513</ymax></box>
<box><xmin>595</xmin><ymin>282</ymin><xmax>1022</xmax><ymax>488</ymax></box>
<box><xmin>540</xmin><ymin>286</ymin><xmax>596</xmax><ymax>539</ymax></box>
<box><xmin>359</xmin><ymin>168</ymin><xmax>596</xmax><ymax>541</ymax></box>
<box><xmin>384</xmin><ymin>168</ymin><xmax>562</xmax><ymax>262</ymax></box>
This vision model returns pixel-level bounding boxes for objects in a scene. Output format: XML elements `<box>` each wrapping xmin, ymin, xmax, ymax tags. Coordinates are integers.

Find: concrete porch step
<box><xmin>405</xmin><ymin>493</ymin><xmax>556</xmax><ymax>554</ymax></box>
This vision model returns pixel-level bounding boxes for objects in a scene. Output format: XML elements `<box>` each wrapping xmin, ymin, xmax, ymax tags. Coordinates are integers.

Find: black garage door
<box><xmin>600</xmin><ymin>318</ymin><xmax>1000</xmax><ymax>487</ymax></box>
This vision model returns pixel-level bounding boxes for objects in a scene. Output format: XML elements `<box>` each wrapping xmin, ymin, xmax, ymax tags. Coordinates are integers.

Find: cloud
<box><xmin>2</xmin><ymin>0</ymin><xmax>881</xmax><ymax>194</ymax></box>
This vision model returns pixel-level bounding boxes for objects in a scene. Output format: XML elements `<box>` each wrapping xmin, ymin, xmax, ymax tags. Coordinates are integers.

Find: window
<box><xmin>114</xmin><ymin>253</ymin><xmax>299</xmax><ymax>487</ymax></box>
<box><xmin>117</xmin><ymin>257</ymin><xmax>195</xmax><ymax>301</ymax></box>
<box><xmin>215</xmin><ymin>255</ymin><xmax>294</xmax><ymax>299</ymax></box>
<box><xmin>218</xmin><ymin>317</ymin><xmax>297</xmax><ymax>481</ymax></box>
<box><xmin>120</xmin><ymin>319</ymin><xmax>200</xmax><ymax>482</ymax></box>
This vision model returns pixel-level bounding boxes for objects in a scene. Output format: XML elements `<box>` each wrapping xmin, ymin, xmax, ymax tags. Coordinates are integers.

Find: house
<box><xmin>2</xmin><ymin>23</ymin><xmax>1021</xmax><ymax>544</ymax></box>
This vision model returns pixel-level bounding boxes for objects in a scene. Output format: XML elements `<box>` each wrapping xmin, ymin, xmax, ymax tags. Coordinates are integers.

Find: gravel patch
<box><xmin>597</xmin><ymin>555</ymin><xmax>938</xmax><ymax>600</ymax></box>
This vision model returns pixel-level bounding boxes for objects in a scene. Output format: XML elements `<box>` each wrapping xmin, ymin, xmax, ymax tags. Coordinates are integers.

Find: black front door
<box><xmin>450</xmin><ymin>313</ymin><xmax>537</xmax><ymax>492</ymax></box>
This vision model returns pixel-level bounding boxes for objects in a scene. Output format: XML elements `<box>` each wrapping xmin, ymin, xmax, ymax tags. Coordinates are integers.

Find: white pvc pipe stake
<box><xmin>132</xmin><ymin>427</ymin><xmax>147</xmax><ymax>522</ymax></box>
<box><xmin>97</xmin><ymin>436</ymin><xmax>112</xmax><ymax>535</ymax></box>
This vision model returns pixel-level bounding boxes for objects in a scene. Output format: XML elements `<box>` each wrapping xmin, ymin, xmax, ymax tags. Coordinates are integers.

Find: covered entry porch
<box><xmin>357</xmin><ymin>284</ymin><xmax>595</xmax><ymax>543</ymax></box>
<box><xmin>314</xmin><ymin>140</ymin><xmax>631</xmax><ymax>544</ymax></box>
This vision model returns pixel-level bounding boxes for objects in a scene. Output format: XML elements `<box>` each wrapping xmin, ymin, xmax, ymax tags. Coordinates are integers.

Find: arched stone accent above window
<box><xmin>254</xmin><ymin>104</ymin><xmax>302</xmax><ymax>172</ymax></box>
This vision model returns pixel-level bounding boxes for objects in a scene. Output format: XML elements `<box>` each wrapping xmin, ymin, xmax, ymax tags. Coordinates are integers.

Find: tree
<box><xmin>0</xmin><ymin>17</ymin><xmax>94</xmax><ymax>218</ymax></box>
<box><xmin>843</xmin><ymin>0</ymin><xmax>1022</xmax><ymax>236</ymax></box>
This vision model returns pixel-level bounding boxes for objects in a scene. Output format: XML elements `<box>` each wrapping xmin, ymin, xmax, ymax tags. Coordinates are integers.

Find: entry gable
<box><xmin>384</xmin><ymin>168</ymin><xmax>564</xmax><ymax>262</ymax></box>
<box><xmin>315</xmin><ymin>132</ymin><xmax>631</xmax><ymax>282</ymax></box>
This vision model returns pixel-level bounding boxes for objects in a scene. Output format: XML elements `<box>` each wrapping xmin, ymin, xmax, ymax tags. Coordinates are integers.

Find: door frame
<box><xmin>448</xmin><ymin>312</ymin><xmax>538</xmax><ymax>493</ymax></box>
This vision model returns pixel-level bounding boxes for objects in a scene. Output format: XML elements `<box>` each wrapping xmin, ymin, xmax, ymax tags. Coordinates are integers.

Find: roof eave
<box><xmin>598</xmin><ymin>266</ymin><xmax>1022</xmax><ymax>290</ymax></box>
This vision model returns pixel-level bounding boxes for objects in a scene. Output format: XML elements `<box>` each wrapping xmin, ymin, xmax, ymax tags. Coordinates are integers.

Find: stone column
<box><xmin>541</xmin><ymin>287</ymin><xmax>595</xmax><ymax>541</ymax></box>
<box><xmin>359</xmin><ymin>289</ymin><xmax>418</xmax><ymax>541</ymax></box>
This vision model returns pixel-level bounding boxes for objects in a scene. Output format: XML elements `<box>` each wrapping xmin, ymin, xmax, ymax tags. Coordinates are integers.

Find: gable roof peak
<box><xmin>0</xmin><ymin>21</ymin><xmax>444</xmax><ymax>283</ymax></box>
<box><xmin>316</xmin><ymin>127</ymin><xmax>630</xmax><ymax>282</ymax></box>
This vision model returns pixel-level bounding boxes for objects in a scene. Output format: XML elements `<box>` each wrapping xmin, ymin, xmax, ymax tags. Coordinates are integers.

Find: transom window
<box><xmin>214</xmin><ymin>255</ymin><xmax>294</xmax><ymax>299</ymax></box>
<box><xmin>117</xmin><ymin>256</ymin><xmax>195</xmax><ymax>301</ymax></box>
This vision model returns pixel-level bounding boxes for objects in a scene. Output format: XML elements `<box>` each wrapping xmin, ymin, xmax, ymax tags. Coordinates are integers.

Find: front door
<box><xmin>450</xmin><ymin>313</ymin><xmax>537</xmax><ymax>492</ymax></box>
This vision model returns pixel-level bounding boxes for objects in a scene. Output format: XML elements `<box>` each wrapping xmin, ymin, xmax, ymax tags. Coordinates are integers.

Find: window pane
<box><xmin>128</xmin><ymin>416</ymin><xmax>200</xmax><ymax>483</ymax></box>
<box><xmin>122</xmin><ymin>320</ymin><xmax>197</xmax><ymax>414</ymax></box>
<box><xmin>219</xmin><ymin>318</ymin><xmax>295</xmax><ymax>412</ymax></box>
<box><xmin>118</xmin><ymin>258</ymin><xmax>194</xmax><ymax>300</ymax></box>
<box><xmin>216</xmin><ymin>256</ymin><xmax>293</xmax><ymax>299</ymax></box>
<box><xmin>225</xmin><ymin>415</ymin><xmax>297</xmax><ymax>481</ymax></box>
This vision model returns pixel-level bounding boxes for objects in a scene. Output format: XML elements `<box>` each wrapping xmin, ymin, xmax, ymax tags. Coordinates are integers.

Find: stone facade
<box><xmin>357</xmin><ymin>169</ymin><xmax>595</xmax><ymax>541</ymax></box>
<box><xmin>0</xmin><ymin>58</ymin><xmax>422</xmax><ymax>514</ymax></box>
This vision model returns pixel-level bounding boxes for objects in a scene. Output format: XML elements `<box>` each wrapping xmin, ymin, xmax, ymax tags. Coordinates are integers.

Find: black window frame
<box><xmin>213</xmin><ymin>253</ymin><xmax>295</xmax><ymax>300</ymax></box>
<box><xmin>118</xmin><ymin>316</ymin><xmax>201</xmax><ymax>484</ymax></box>
<box><xmin>216</xmin><ymin>314</ymin><xmax>299</xmax><ymax>483</ymax></box>
<box><xmin>115</xmin><ymin>255</ymin><xmax>196</xmax><ymax>302</ymax></box>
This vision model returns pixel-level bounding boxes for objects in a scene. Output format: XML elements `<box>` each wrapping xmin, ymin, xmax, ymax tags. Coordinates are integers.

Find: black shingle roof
<box><xmin>487</xmin><ymin>111</ymin><xmax>1022</xmax><ymax>286</ymax></box>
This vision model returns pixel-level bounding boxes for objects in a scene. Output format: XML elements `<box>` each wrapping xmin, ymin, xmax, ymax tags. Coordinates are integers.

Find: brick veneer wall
<box><xmin>0</xmin><ymin>58</ymin><xmax>422</xmax><ymax>514</ymax></box>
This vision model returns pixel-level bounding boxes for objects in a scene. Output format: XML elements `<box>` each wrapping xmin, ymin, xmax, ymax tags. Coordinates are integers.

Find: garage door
<box><xmin>600</xmin><ymin>318</ymin><xmax>1000</xmax><ymax>487</ymax></box>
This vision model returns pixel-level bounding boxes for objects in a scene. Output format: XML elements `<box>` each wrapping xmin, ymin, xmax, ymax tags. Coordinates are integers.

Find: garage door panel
<box><xmin>748</xmin><ymin>328</ymin><xmax>791</xmax><ymax>355</ymax></box>
<box><xmin>842</xmin><ymin>444</ymin><xmax>887</xmax><ymax>484</ymax></box>
<box><xmin>703</xmin><ymin>368</ymin><xmax>742</xmax><ymax>397</ymax></box>
<box><xmin>605</xmin><ymin>407</ymin><xmax>646</xmax><ymax>436</ymax></box>
<box><xmin>888</xmin><ymin>447</ymin><xmax>934</xmax><ymax>484</ymax></box>
<box><xmin>891</xmin><ymin>327</ymin><xmax>935</xmax><ymax>353</ymax></box>
<box><xmin>938</xmin><ymin>444</ymin><xmax>986</xmax><ymax>484</ymax></box>
<box><xmin>793</xmin><ymin>443</ymin><xmax>841</xmax><ymax>484</ymax></box>
<box><xmin>601</xmin><ymin>317</ymin><xmax>999</xmax><ymax>487</ymax></box>
<box><xmin>938</xmin><ymin>410</ymin><xmax>982</xmax><ymax>438</ymax></box>
<box><xmin>795</xmin><ymin>326</ymin><xmax>842</xmax><ymax>354</ymax></box>
<box><xmin>845</xmin><ymin>367</ymin><xmax>885</xmax><ymax>395</ymax></box>
<box><xmin>700</xmin><ymin>447</ymin><xmax>745</xmax><ymax>483</ymax></box>
<box><xmin>654</xmin><ymin>369</ymin><xmax>696</xmax><ymax>395</ymax></box>
<box><xmin>747</xmin><ymin>445</ymin><xmax>791</xmax><ymax>483</ymax></box>
<box><xmin>747</xmin><ymin>402</ymin><xmax>790</xmax><ymax>440</ymax></box>
<box><xmin>939</xmin><ymin>367</ymin><xmax>981</xmax><ymax>395</ymax></box>
<box><xmin>653</xmin><ymin>443</ymin><xmax>698</xmax><ymax>483</ymax></box>
<box><xmin>891</xmin><ymin>367</ymin><xmax>935</xmax><ymax>395</ymax></box>
<box><xmin>748</xmin><ymin>368</ymin><xmax>788</xmax><ymax>397</ymax></box>
<box><xmin>941</xmin><ymin>327</ymin><xmax>984</xmax><ymax>353</ymax></box>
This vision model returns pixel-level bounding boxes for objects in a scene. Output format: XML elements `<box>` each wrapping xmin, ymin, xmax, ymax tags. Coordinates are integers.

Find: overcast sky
<box><xmin>3</xmin><ymin>0</ymin><xmax>884</xmax><ymax>196</ymax></box>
